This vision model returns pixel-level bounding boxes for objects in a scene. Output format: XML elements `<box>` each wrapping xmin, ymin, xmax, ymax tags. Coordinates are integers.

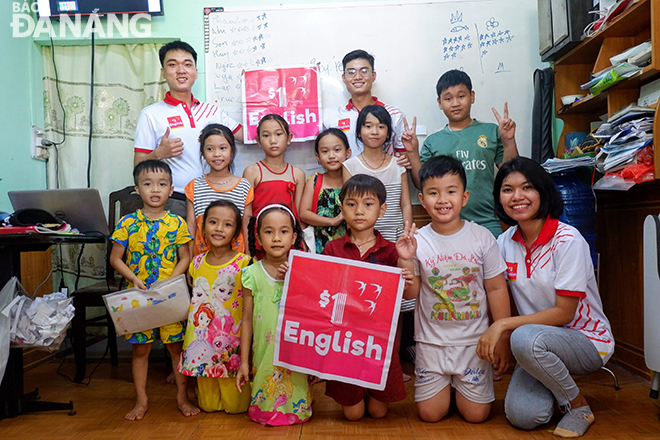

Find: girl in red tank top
<box><xmin>242</xmin><ymin>114</ymin><xmax>306</xmax><ymax>257</ymax></box>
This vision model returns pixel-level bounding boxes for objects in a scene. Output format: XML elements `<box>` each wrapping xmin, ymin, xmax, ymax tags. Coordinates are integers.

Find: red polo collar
<box><xmin>163</xmin><ymin>92</ymin><xmax>200</xmax><ymax>128</ymax></box>
<box><xmin>163</xmin><ymin>92</ymin><xmax>200</xmax><ymax>107</ymax></box>
<box><xmin>511</xmin><ymin>217</ymin><xmax>558</xmax><ymax>248</ymax></box>
<box><xmin>338</xmin><ymin>229</ymin><xmax>388</xmax><ymax>256</ymax></box>
<box><xmin>511</xmin><ymin>216</ymin><xmax>584</xmax><ymax>297</ymax></box>
<box><xmin>345</xmin><ymin>96</ymin><xmax>385</xmax><ymax>111</ymax></box>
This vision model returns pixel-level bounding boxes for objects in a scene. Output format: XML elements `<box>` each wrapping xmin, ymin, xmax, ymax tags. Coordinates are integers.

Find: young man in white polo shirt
<box><xmin>134</xmin><ymin>41</ymin><xmax>244</xmax><ymax>216</ymax></box>
<box><xmin>323</xmin><ymin>50</ymin><xmax>407</xmax><ymax>156</ymax></box>
<box><xmin>324</xmin><ymin>50</ymin><xmax>415</xmax><ymax>367</ymax></box>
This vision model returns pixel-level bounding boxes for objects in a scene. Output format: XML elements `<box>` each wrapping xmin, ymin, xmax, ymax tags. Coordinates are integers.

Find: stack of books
<box><xmin>595</xmin><ymin>104</ymin><xmax>655</xmax><ymax>173</ymax></box>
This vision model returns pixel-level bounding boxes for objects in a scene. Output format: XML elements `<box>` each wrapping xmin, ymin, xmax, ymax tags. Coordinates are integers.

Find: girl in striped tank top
<box><xmin>186</xmin><ymin>124</ymin><xmax>254</xmax><ymax>257</ymax></box>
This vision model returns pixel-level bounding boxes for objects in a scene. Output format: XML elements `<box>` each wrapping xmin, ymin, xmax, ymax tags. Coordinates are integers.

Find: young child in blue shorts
<box><xmin>110</xmin><ymin>160</ymin><xmax>199</xmax><ymax>421</ymax></box>
<box><xmin>396</xmin><ymin>155</ymin><xmax>511</xmax><ymax>423</ymax></box>
<box><xmin>404</xmin><ymin>69</ymin><xmax>519</xmax><ymax>236</ymax></box>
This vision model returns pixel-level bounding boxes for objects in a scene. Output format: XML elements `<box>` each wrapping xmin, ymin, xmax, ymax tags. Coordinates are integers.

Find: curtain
<box><xmin>42</xmin><ymin>43</ymin><xmax>168</xmax><ymax>288</ymax></box>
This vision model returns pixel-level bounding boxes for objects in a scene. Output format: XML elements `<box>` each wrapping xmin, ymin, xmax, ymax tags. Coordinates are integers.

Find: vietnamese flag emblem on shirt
<box><xmin>167</xmin><ymin>115</ymin><xmax>184</xmax><ymax>129</ymax></box>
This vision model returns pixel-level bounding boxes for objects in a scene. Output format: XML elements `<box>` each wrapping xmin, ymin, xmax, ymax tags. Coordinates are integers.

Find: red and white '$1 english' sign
<box><xmin>274</xmin><ymin>251</ymin><xmax>404</xmax><ymax>390</ymax></box>
<box><xmin>242</xmin><ymin>66</ymin><xmax>321</xmax><ymax>143</ymax></box>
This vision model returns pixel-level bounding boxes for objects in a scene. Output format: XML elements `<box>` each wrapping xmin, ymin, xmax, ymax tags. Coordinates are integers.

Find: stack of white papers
<box><xmin>608</xmin><ymin>118</ymin><xmax>654</xmax><ymax>143</ymax></box>
<box><xmin>597</xmin><ymin>135</ymin><xmax>652</xmax><ymax>171</ymax></box>
<box><xmin>608</xmin><ymin>104</ymin><xmax>655</xmax><ymax>125</ymax></box>
<box><xmin>542</xmin><ymin>156</ymin><xmax>596</xmax><ymax>173</ymax></box>
<box><xmin>595</xmin><ymin>106</ymin><xmax>654</xmax><ymax>173</ymax></box>
<box><xmin>610</xmin><ymin>40</ymin><xmax>651</xmax><ymax>66</ymax></box>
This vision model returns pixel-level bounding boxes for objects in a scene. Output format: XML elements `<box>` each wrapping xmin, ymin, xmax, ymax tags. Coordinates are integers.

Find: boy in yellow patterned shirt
<box><xmin>110</xmin><ymin>160</ymin><xmax>199</xmax><ymax>420</ymax></box>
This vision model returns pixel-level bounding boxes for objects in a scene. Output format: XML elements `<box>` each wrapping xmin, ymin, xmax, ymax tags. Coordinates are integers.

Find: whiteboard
<box><xmin>204</xmin><ymin>0</ymin><xmax>545</xmax><ymax>178</ymax></box>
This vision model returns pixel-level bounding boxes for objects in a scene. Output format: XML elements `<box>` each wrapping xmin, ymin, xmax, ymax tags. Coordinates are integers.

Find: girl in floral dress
<box><xmin>300</xmin><ymin>128</ymin><xmax>350</xmax><ymax>253</ymax></box>
<box><xmin>236</xmin><ymin>204</ymin><xmax>313</xmax><ymax>425</ymax></box>
<box><xmin>179</xmin><ymin>200</ymin><xmax>251</xmax><ymax>413</ymax></box>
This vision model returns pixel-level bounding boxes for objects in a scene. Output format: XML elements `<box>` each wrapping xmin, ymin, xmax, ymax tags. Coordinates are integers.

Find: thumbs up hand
<box><xmin>155</xmin><ymin>126</ymin><xmax>184</xmax><ymax>159</ymax></box>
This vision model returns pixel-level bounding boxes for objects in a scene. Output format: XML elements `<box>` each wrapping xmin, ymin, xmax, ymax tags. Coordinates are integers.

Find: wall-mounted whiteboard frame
<box><xmin>204</xmin><ymin>0</ymin><xmax>546</xmax><ymax>178</ymax></box>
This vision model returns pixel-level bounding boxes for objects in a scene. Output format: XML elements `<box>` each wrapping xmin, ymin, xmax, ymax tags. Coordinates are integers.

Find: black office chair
<box><xmin>70</xmin><ymin>186</ymin><xmax>142</xmax><ymax>382</ymax></box>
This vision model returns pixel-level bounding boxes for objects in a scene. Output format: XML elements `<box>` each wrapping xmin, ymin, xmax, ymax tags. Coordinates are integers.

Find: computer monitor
<box><xmin>36</xmin><ymin>0</ymin><xmax>163</xmax><ymax>19</ymax></box>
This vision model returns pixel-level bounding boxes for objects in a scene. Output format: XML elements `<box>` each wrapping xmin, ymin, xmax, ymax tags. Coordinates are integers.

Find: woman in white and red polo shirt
<box><xmin>476</xmin><ymin>157</ymin><xmax>613</xmax><ymax>438</ymax></box>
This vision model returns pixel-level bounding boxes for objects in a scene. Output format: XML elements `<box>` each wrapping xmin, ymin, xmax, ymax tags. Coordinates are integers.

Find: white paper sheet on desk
<box><xmin>103</xmin><ymin>275</ymin><xmax>190</xmax><ymax>336</ymax></box>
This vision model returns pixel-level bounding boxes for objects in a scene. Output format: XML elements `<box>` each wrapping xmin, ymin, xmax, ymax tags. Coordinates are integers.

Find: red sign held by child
<box><xmin>274</xmin><ymin>251</ymin><xmax>404</xmax><ymax>390</ymax></box>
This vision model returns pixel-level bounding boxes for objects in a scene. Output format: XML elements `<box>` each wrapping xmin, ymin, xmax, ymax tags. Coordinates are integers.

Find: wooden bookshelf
<box><xmin>553</xmin><ymin>0</ymin><xmax>660</xmax><ymax>377</ymax></box>
<box><xmin>554</xmin><ymin>0</ymin><xmax>659</xmax><ymax>170</ymax></box>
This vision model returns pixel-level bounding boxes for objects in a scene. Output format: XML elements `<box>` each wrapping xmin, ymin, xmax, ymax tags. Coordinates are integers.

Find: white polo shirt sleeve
<box><xmin>386</xmin><ymin>104</ymin><xmax>406</xmax><ymax>152</ymax></box>
<box><xmin>134</xmin><ymin>106</ymin><xmax>160</xmax><ymax>153</ymax></box>
<box><xmin>553</xmin><ymin>234</ymin><xmax>590</xmax><ymax>297</ymax></box>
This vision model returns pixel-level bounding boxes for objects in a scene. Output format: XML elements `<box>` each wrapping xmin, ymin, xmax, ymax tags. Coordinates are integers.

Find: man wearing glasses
<box><xmin>323</xmin><ymin>50</ymin><xmax>416</xmax><ymax>373</ymax></box>
<box><xmin>323</xmin><ymin>49</ymin><xmax>407</xmax><ymax>155</ymax></box>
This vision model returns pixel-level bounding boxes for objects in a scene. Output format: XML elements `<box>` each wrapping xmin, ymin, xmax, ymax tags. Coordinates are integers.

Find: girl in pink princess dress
<box><xmin>179</xmin><ymin>200</ymin><xmax>252</xmax><ymax>413</ymax></box>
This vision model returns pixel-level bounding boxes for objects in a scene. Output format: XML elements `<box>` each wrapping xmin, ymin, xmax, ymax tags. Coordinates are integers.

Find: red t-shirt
<box><xmin>323</xmin><ymin>230</ymin><xmax>399</xmax><ymax>267</ymax></box>
<box><xmin>322</xmin><ymin>230</ymin><xmax>406</xmax><ymax>406</ymax></box>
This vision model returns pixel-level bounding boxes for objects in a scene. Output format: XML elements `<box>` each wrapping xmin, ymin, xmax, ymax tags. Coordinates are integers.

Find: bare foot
<box><xmin>166</xmin><ymin>372</ymin><xmax>175</xmax><ymax>384</ymax></box>
<box><xmin>178</xmin><ymin>399</ymin><xmax>200</xmax><ymax>417</ymax></box>
<box><xmin>125</xmin><ymin>402</ymin><xmax>148</xmax><ymax>421</ymax></box>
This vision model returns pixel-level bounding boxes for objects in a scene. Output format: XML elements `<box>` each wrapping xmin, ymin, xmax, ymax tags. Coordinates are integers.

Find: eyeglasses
<box><xmin>344</xmin><ymin>67</ymin><xmax>372</xmax><ymax>77</ymax></box>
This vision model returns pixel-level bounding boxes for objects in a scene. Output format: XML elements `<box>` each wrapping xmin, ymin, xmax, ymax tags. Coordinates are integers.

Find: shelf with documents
<box><xmin>552</xmin><ymin>0</ymin><xmax>660</xmax><ymax>378</ymax></box>
<box><xmin>553</xmin><ymin>0</ymin><xmax>659</xmax><ymax>177</ymax></box>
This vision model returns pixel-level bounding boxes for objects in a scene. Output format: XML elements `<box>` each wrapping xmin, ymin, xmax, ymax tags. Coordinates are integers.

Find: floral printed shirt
<box><xmin>110</xmin><ymin>209</ymin><xmax>191</xmax><ymax>288</ymax></box>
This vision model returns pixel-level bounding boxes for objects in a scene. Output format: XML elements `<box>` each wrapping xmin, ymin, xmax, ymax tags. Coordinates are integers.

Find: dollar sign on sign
<box><xmin>319</xmin><ymin>290</ymin><xmax>330</xmax><ymax>308</ymax></box>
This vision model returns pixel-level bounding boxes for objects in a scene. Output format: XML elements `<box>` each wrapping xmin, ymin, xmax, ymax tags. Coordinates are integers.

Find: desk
<box><xmin>0</xmin><ymin>233</ymin><xmax>104</xmax><ymax>419</ymax></box>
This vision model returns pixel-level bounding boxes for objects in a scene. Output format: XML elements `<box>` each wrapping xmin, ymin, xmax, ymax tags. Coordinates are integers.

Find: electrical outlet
<box><xmin>31</xmin><ymin>125</ymin><xmax>49</xmax><ymax>161</ymax></box>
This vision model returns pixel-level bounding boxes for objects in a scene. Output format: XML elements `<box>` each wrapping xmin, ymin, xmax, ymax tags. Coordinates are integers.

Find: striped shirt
<box><xmin>343</xmin><ymin>156</ymin><xmax>405</xmax><ymax>243</ymax></box>
<box><xmin>185</xmin><ymin>175</ymin><xmax>253</xmax><ymax>256</ymax></box>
